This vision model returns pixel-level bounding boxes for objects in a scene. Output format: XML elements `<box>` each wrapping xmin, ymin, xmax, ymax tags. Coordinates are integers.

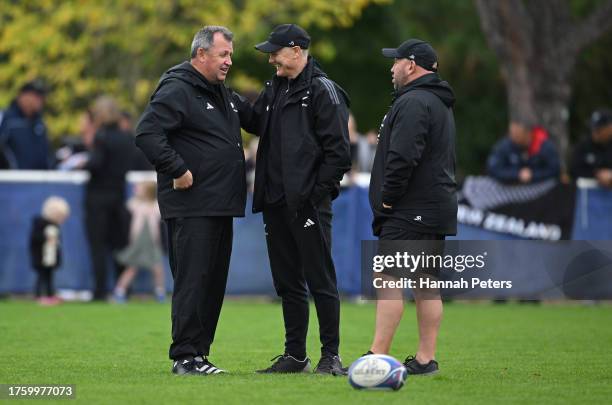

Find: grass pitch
<box><xmin>1</xmin><ymin>299</ymin><xmax>611</xmax><ymax>404</ymax></box>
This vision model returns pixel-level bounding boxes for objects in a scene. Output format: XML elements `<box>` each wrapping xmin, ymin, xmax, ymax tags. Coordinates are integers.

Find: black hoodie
<box><xmin>369</xmin><ymin>73</ymin><xmax>457</xmax><ymax>236</ymax></box>
<box><xmin>136</xmin><ymin>61</ymin><xmax>246</xmax><ymax>219</ymax></box>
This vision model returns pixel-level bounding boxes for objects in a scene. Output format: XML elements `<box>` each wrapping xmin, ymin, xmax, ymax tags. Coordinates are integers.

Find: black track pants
<box><xmin>166</xmin><ymin>216</ymin><xmax>233</xmax><ymax>361</ymax></box>
<box><xmin>263</xmin><ymin>197</ymin><xmax>340</xmax><ymax>359</ymax></box>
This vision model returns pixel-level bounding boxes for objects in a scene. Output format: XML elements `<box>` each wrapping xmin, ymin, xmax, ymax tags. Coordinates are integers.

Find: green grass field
<box><xmin>1</xmin><ymin>299</ymin><xmax>611</xmax><ymax>404</ymax></box>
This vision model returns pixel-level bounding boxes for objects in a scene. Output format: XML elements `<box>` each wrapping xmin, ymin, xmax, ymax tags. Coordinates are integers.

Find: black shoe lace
<box><xmin>404</xmin><ymin>355</ymin><xmax>416</xmax><ymax>365</ymax></box>
<box><xmin>204</xmin><ymin>358</ymin><xmax>218</xmax><ymax>368</ymax></box>
<box><xmin>267</xmin><ymin>354</ymin><xmax>287</xmax><ymax>371</ymax></box>
<box><xmin>317</xmin><ymin>355</ymin><xmax>335</xmax><ymax>371</ymax></box>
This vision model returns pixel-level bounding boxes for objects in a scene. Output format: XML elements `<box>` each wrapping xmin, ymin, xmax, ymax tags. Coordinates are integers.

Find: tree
<box><xmin>0</xmin><ymin>0</ymin><xmax>385</xmax><ymax>140</ymax></box>
<box><xmin>320</xmin><ymin>0</ymin><xmax>509</xmax><ymax>177</ymax></box>
<box><xmin>475</xmin><ymin>0</ymin><xmax>612</xmax><ymax>165</ymax></box>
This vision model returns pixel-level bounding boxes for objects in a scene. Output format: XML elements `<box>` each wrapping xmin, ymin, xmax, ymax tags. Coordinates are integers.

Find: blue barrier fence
<box><xmin>1</xmin><ymin>172</ymin><xmax>611</xmax><ymax>296</ymax></box>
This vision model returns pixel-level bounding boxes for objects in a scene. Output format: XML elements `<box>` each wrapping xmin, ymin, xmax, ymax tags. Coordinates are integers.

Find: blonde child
<box><xmin>113</xmin><ymin>181</ymin><xmax>165</xmax><ymax>302</ymax></box>
<box><xmin>29</xmin><ymin>196</ymin><xmax>71</xmax><ymax>306</ymax></box>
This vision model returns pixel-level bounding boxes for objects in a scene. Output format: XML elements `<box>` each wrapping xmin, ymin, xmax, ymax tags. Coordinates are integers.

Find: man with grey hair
<box><xmin>136</xmin><ymin>25</ymin><xmax>246</xmax><ymax>376</ymax></box>
<box><xmin>234</xmin><ymin>24</ymin><xmax>351</xmax><ymax>375</ymax></box>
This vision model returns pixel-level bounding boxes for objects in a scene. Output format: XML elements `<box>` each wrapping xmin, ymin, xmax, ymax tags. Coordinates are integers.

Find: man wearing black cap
<box><xmin>0</xmin><ymin>80</ymin><xmax>50</xmax><ymax>169</ymax></box>
<box><xmin>571</xmin><ymin>108</ymin><xmax>612</xmax><ymax>187</ymax></box>
<box><xmin>234</xmin><ymin>24</ymin><xmax>351</xmax><ymax>375</ymax></box>
<box><xmin>367</xmin><ymin>39</ymin><xmax>457</xmax><ymax>375</ymax></box>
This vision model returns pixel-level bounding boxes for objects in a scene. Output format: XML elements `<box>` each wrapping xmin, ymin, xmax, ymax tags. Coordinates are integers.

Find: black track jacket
<box><xmin>234</xmin><ymin>57</ymin><xmax>351</xmax><ymax>215</ymax></box>
<box><xmin>135</xmin><ymin>62</ymin><xmax>246</xmax><ymax>219</ymax></box>
<box><xmin>369</xmin><ymin>73</ymin><xmax>457</xmax><ymax>236</ymax></box>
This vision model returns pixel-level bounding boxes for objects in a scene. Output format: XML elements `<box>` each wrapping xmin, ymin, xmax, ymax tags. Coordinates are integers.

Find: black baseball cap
<box><xmin>382</xmin><ymin>39</ymin><xmax>438</xmax><ymax>72</ymax></box>
<box><xmin>19</xmin><ymin>80</ymin><xmax>48</xmax><ymax>96</ymax></box>
<box><xmin>590</xmin><ymin>108</ymin><xmax>612</xmax><ymax>130</ymax></box>
<box><xmin>255</xmin><ymin>24</ymin><xmax>311</xmax><ymax>53</ymax></box>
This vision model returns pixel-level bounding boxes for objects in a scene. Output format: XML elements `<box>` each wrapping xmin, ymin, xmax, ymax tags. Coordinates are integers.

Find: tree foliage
<box><xmin>0</xmin><ymin>0</ymin><xmax>386</xmax><ymax>139</ymax></box>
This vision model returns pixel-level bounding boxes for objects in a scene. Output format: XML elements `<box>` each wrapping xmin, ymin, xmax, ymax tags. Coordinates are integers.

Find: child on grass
<box><xmin>113</xmin><ymin>181</ymin><xmax>165</xmax><ymax>302</ymax></box>
<box><xmin>29</xmin><ymin>196</ymin><xmax>71</xmax><ymax>306</ymax></box>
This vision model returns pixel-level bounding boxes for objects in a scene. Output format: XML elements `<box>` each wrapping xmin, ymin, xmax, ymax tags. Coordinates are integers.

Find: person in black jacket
<box><xmin>368</xmin><ymin>39</ymin><xmax>457</xmax><ymax>376</ymax></box>
<box><xmin>234</xmin><ymin>24</ymin><xmax>351</xmax><ymax>375</ymax></box>
<box><xmin>29</xmin><ymin>196</ymin><xmax>70</xmax><ymax>305</ymax></box>
<box><xmin>487</xmin><ymin>121</ymin><xmax>560</xmax><ymax>184</ymax></box>
<box><xmin>84</xmin><ymin>96</ymin><xmax>134</xmax><ymax>301</ymax></box>
<box><xmin>570</xmin><ymin>109</ymin><xmax>612</xmax><ymax>187</ymax></box>
<box><xmin>135</xmin><ymin>26</ymin><xmax>245</xmax><ymax>376</ymax></box>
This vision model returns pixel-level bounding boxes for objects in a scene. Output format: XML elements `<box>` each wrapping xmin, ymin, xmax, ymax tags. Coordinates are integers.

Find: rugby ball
<box><xmin>348</xmin><ymin>354</ymin><xmax>407</xmax><ymax>390</ymax></box>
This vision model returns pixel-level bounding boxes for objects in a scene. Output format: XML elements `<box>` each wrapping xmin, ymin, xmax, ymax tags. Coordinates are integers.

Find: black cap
<box><xmin>255</xmin><ymin>24</ymin><xmax>310</xmax><ymax>53</ymax></box>
<box><xmin>590</xmin><ymin>109</ymin><xmax>612</xmax><ymax>130</ymax></box>
<box><xmin>382</xmin><ymin>39</ymin><xmax>438</xmax><ymax>72</ymax></box>
<box><xmin>19</xmin><ymin>80</ymin><xmax>48</xmax><ymax>96</ymax></box>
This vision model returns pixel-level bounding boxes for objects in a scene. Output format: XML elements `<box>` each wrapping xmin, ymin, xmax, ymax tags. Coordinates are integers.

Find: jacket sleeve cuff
<box><xmin>381</xmin><ymin>190</ymin><xmax>399</xmax><ymax>206</ymax></box>
<box><xmin>172</xmin><ymin>164</ymin><xmax>189</xmax><ymax>179</ymax></box>
<box><xmin>309</xmin><ymin>184</ymin><xmax>328</xmax><ymax>207</ymax></box>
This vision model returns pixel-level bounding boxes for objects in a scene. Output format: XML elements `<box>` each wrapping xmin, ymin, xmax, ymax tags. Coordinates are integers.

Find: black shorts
<box><xmin>377</xmin><ymin>226</ymin><xmax>445</xmax><ymax>279</ymax></box>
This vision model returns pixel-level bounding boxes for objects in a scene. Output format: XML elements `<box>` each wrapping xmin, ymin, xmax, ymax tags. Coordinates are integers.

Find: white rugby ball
<box><xmin>348</xmin><ymin>354</ymin><xmax>407</xmax><ymax>390</ymax></box>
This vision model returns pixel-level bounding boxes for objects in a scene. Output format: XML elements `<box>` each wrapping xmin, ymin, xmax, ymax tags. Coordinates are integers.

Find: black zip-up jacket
<box><xmin>570</xmin><ymin>135</ymin><xmax>612</xmax><ymax>179</ymax></box>
<box><xmin>135</xmin><ymin>62</ymin><xmax>246</xmax><ymax>219</ymax></box>
<box><xmin>369</xmin><ymin>73</ymin><xmax>457</xmax><ymax>236</ymax></box>
<box><xmin>234</xmin><ymin>57</ymin><xmax>351</xmax><ymax>214</ymax></box>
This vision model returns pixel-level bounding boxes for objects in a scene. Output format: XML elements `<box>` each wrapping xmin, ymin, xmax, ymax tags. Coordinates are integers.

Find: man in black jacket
<box><xmin>135</xmin><ymin>26</ymin><xmax>246</xmax><ymax>376</ymax></box>
<box><xmin>570</xmin><ymin>109</ymin><xmax>612</xmax><ymax>187</ymax></box>
<box><xmin>235</xmin><ymin>24</ymin><xmax>351</xmax><ymax>375</ymax></box>
<box><xmin>84</xmin><ymin>96</ymin><xmax>134</xmax><ymax>301</ymax></box>
<box><xmin>368</xmin><ymin>39</ymin><xmax>457</xmax><ymax>376</ymax></box>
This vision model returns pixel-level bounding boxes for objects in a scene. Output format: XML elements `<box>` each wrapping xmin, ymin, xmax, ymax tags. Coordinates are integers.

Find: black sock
<box><xmin>287</xmin><ymin>352</ymin><xmax>307</xmax><ymax>361</ymax></box>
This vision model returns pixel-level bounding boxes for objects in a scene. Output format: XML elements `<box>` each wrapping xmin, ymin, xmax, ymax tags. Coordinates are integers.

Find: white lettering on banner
<box><xmin>482</xmin><ymin>212</ymin><xmax>562</xmax><ymax>241</ymax></box>
<box><xmin>458</xmin><ymin>204</ymin><xmax>562</xmax><ymax>241</ymax></box>
<box><xmin>457</xmin><ymin>204</ymin><xmax>484</xmax><ymax>226</ymax></box>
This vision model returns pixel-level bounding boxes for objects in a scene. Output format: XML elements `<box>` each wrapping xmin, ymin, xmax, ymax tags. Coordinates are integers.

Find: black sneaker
<box><xmin>194</xmin><ymin>356</ymin><xmax>227</xmax><ymax>375</ymax></box>
<box><xmin>403</xmin><ymin>355</ymin><xmax>439</xmax><ymax>376</ymax></box>
<box><xmin>172</xmin><ymin>358</ymin><xmax>196</xmax><ymax>375</ymax></box>
<box><xmin>256</xmin><ymin>354</ymin><xmax>311</xmax><ymax>374</ymax></box>
<box><xmin>315</xmin><ymin>354</ymin><xmax>346</xmax><ymax>376</ymax></box>
<box><xmin>339</xmin><ymin>351</ymin><xmax>374</xmax><ymax>375</ymax></box>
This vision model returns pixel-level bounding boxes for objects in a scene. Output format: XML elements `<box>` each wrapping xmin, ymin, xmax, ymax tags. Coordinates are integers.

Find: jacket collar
<box><xmin>163</xmin><ymin>61</ymin><xmax>224</xmax><ymax>95</ymax></box>
<box><xmin>270</xmin><ymin>56</ymin><xmax>324</xmax><ymax>96</ymax></box>
<box><xmin>393</xmin><ymin>73</ymin><xmax>438</xmax><ymax>100</ymax></box>
<box><xmin>9</xmin><ymin>100</ymin><xmax>42</xmax><ymax>121</ymax></box>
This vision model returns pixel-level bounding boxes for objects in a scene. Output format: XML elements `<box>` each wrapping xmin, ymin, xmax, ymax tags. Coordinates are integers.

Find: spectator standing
<box><xmin>84</xmin><ymin>96</ymin><xmax>133</xmax><ymax>301</ymax></box>
<box><xmin>0</xmin><ymin>80</ymin><xmax>50</xmax><ymax>169</ymax></box>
